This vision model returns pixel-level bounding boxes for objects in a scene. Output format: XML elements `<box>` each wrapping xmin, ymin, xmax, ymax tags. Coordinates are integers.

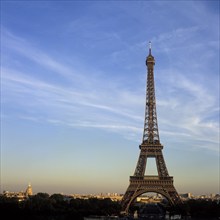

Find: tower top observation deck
<box><xmin>146</xmin><ymin>41</ymin><xmax>155</xmax><ymax>66</ymax></box>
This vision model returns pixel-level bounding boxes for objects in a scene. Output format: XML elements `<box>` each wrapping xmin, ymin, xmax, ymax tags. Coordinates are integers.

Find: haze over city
<box><xmin>1</xmin><ymin>1</ymin><xmax>219</xmax><ymax>196</ymax></box>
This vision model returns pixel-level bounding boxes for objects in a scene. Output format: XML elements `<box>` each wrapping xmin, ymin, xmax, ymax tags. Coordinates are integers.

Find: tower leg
<box><xmin>121</xmin><ymin>184</ymin><xmax>138</xmax><ymax>214</ymax></box>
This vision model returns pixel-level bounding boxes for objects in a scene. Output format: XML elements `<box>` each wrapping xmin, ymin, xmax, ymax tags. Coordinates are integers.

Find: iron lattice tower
<box><xmin>121</xmin><ymin>43</ymin><xmax>182</xmax><ymax>214</ymax></box>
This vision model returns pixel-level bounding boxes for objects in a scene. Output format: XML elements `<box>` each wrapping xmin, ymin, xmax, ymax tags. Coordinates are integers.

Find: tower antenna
<box><xmin>149</xmin><ymin>41</ymin><xmax>152</xmax><ymax>55</ymax></box>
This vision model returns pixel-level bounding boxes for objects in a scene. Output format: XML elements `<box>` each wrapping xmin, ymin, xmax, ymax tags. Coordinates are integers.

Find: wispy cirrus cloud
<box><xmin>156</xmin><ymin>68</ymin><xmax>219</xmax><ymax>152</ymax></box>
<box><xmin>2</xmin><ymin>66</ymin><xmax>143</xmax><ymax>141</ymax></box>
<box><xmin>2</xmin><ymin>25</ymin><xmax>219</xmax><ymax>152</ymax></box>
<box><xmin>2</xmin><ymin>64</ymin><xmax>219</xmax><ymax>152</ymax></box>
<box><xmin>2</xmin><ymin>28</ymin><xmax>85</xmax><ymax>83</ymax></box>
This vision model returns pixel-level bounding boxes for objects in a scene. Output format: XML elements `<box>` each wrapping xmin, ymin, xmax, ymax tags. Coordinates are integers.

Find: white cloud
<box><xmin>1</xmin><ymin>19</ymin><xmax>219</xmax><ymax>153</ymax></box>
<box><xmin>2</xmin><ymin>67</ymin><xmax>143</xmax><ymax>138</ymax></box>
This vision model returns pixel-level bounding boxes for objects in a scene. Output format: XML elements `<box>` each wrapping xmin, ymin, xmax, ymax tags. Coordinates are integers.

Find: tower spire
<box><xmin>149</xmin><ymin>41</ymin><xmax>152</xmax><ymax>55</ymax></box>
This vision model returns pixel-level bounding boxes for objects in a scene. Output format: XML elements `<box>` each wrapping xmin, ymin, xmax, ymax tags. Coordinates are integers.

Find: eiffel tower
<box><xmin>121</xmin><ymin>42</ymin><xmax>182</xmax><ymax>214</ymax></box>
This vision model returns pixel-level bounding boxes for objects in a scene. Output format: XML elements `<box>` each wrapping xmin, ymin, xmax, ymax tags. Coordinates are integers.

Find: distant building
<box><xmin>70</xmin><ymin>193</ymin><xmax>122</xmax><ymax>201</ymax></box>
<box><xmin>25</xmin><ymin>183</ymin><xmax>33</xmax><ymax>197</ymax></box>
<box><xmin>3</xmin><ymin>183</ymin><xmax>33</xmax><ymax>201</ymax></box>
<box><xmin>180</xmin><ymin>193</ymin><xmax>192</xmax><ymax>200</ymax></box>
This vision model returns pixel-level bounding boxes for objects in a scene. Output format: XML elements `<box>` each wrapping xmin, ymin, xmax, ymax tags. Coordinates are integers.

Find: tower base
<box><xmin>121</xmin><ymin>175</ymin><xmax>182</xmax><ymax>214</ymax></box>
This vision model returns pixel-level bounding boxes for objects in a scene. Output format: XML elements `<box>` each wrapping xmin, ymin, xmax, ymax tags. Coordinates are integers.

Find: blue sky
<box><xmin>1</xmin><ymin>0</ymin><xmax>219</xmax><ymax>196</ymax></box>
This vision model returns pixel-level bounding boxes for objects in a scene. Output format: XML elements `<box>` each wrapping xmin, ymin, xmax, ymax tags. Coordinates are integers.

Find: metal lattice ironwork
<box><xmin>143</xmin><ymin>45</ymin><xmax>160</xmax><ymax>144</ymax></box>
<box><xmin>121</xmin><ymin>43</ymin><xmax>182</xmax><ymax>214</ymax></box>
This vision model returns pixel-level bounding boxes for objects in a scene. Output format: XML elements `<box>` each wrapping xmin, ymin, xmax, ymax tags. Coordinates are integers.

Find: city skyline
<box><xmin>1</xmin><ymin>1</ymin><xmax>219</xmax><ymax>196</ymax></box>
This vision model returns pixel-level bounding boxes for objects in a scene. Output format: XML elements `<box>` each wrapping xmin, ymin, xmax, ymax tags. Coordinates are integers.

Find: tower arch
<box><xmin>125</xmin><ymin>189</ymin><xmax>176</xmax><ymax>213</ymax></box>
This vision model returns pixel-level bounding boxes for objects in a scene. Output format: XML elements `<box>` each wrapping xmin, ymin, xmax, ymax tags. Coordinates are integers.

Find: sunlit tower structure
<box><xmin>121</xmin><ymin>42</ymin><xmax>182</xmax><ymax>214</ymax></box>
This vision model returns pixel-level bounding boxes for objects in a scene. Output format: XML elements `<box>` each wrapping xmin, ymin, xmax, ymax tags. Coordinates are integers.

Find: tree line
<box><xmin>0</xmin><ymin>193</ymin><xmax>121</xmax><ymax>220</ymax></box>
<box><xmin>0</xmin><ymin>193</ymin><xmax>220</xmax><ymax>219</ymax></box>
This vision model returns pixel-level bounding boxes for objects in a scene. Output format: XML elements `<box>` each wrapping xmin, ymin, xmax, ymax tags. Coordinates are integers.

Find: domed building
<box><xmin>25</xmin><ymin>183</ymin><xmax>33</xmax><ymax>197</ymax></box>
